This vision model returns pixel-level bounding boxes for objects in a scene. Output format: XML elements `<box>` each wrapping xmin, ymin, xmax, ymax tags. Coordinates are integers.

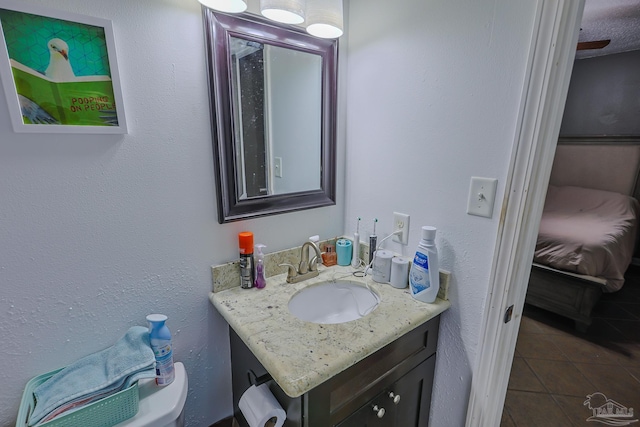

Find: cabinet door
<box><xmin>391</xmin><ymin>355</ymin><xmax>436</xmax><ymax>427</ymax></box>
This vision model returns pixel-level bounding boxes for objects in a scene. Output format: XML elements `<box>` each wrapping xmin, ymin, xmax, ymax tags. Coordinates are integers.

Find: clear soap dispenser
<box><xmin>254</xmin><ymin>244</ymin><xmax>267</xmax><ymax>289</ymax></box>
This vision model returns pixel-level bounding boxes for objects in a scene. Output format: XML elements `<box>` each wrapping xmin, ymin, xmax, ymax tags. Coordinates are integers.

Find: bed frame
<box><xmin>525</xmin><ymin>136</ymin><xmax>640</xmax><ymax>332</ymax></box>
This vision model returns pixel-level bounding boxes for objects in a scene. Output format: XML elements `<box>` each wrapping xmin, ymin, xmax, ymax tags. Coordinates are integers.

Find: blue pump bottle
<box><xmin>146</xmin><ymin>314</ymin><xmax>175</xmax><ymax>386</ymax></box>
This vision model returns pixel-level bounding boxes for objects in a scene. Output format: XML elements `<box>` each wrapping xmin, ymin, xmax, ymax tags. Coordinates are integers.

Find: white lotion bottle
<box><xmin>409</xmin><ymin>226</ymin><xmax>440</xmax><ymax>303</ymax></box>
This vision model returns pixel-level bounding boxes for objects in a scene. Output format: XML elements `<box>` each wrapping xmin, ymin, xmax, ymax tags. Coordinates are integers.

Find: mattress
<box><xmin>534</xmin><ymin>185</ymin><xmax>639</xmax><ymax>292</ymax></box>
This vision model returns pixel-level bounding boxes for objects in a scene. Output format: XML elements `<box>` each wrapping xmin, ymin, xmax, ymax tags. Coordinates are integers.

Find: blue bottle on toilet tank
<box><xmin>146</xmin><ymin>314</ymin><xmax>175</xmax><ymax>386</ymax></box>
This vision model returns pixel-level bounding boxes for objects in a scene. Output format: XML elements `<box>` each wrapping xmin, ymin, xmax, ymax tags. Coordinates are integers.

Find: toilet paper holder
<box><xmin>248</xmin><ymin>369</ymin><xmax>273</xmax><ymax>387</ymax></box>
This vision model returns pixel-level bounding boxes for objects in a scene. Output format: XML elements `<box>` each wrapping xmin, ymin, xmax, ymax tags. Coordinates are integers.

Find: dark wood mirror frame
<box><xmin>202</xmin><ymin>8</ymin><xmax>338</xmax><ymax>224</ymax></box>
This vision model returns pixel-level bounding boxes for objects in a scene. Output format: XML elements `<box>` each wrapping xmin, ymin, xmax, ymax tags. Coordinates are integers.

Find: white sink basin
<box><xmin>288</xmin><ymin>280</ymin><xmax>380</xmax><ymax>324</ymax></box>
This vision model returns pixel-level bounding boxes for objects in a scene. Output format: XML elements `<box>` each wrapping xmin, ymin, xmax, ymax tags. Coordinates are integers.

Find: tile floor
<box><xmin>501</xmin><ymin>265</ymin><xmax>640</xmax><ymax>427</ymax></box>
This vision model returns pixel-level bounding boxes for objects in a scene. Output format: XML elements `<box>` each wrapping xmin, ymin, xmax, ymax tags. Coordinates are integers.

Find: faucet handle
<box><xmin>279</xmin><ymin>263</ymin><xmax>298</xmax><ymax>281</ymax></box>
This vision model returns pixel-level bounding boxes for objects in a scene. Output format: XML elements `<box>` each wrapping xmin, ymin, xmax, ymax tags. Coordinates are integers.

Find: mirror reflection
<box><xmin>229</xmin><ymin>37</ymin><xmax>323</xmax><ymax>200</ymax></box>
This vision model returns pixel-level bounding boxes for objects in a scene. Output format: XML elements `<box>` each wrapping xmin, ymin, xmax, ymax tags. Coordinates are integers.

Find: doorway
<box><xmin>465</xmin><ymin>0</ymin><xmax>586</xmax><ymax>425</ymax></box>
<box><xmin>502</xmin><ymin>14</ymin><xmax>640</xmax><ymax>423</ymax></box>
<box><xmin>468</xmin><ymin>0</ymin><xmax>640</xmax><ymax>425</ymax></box>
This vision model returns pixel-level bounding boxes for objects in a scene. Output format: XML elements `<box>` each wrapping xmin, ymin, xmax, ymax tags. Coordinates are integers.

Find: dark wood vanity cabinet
<box><xmin>231</xmin><ymin>315</ymin><xmax>440</xmax><ymax>427</ymax></box>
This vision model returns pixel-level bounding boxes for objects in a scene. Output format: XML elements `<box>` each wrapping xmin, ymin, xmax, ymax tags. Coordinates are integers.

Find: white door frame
<box><xmin>465</xmin><ymin>0</ymin><xmax>585</xmax><ymax>425</ymax></box>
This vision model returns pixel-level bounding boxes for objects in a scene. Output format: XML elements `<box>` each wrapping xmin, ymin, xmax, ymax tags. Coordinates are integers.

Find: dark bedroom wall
<box><xmin>560</xmin><ymin>50</ymin><xmax>640</xmax><ymax>136</ymax></box>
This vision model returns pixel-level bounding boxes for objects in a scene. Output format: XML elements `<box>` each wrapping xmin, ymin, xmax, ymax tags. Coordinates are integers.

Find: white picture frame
<box><xmin>0</xmin><ymin>0</ymin><xmax>127</xmax><ymax>134</ymax></box>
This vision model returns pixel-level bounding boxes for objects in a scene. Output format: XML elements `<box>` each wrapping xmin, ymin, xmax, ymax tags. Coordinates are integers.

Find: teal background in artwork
<box><xmin>0</xmin><ymin>8</ymin><xmax>111</xmax><ymax>77</ymax></box>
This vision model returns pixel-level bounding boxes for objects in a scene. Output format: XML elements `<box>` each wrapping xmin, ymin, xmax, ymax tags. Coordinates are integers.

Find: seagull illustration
<box><xmin>44</xmin><ymin>38</ymin><xmax>75</xmax><ymax>82</ymax></box>
<box><xmin>18</xmin><ymin>94</ymin><xmax>58</xmax><ymax>124</ymax></box>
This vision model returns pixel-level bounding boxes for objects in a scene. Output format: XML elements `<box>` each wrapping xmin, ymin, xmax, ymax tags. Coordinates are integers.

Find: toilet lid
<box><xmin>114</xmin><ymin>362</ymin><xmax>188</xmax><ymax>427</ymax></box>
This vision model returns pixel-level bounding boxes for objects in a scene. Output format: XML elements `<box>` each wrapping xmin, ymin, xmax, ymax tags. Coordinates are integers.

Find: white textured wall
<box><xmin>0</xmin><ymin>0</ymin><xmax>344</xmax><ymax>426</ymax></box>
<box><xmin>345</xmin><ymin>0</ymin><xmax>537</xmax><ymax>425</ymax></box>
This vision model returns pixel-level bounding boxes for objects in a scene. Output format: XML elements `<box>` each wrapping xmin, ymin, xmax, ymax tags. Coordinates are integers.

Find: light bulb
<box><xmin>198</xmin><ymin>0</ymin><xmax>247</xmax><ymax>14</ymax></box>
<box><xmin>305</xmin><ymin>0</ymin><xmax>343</xmax><ymax>38</ymax></box>
<box><xmin>260</xmin><ymin>0</ymin><xmax>306</xmax><ymax>25</ymax></box>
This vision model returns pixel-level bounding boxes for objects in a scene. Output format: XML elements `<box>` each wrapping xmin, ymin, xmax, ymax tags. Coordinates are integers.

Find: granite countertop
<box><xmin>209</xmin><ymin>265</ymin><xmax>451</xmax><ymax>398</ymax></box>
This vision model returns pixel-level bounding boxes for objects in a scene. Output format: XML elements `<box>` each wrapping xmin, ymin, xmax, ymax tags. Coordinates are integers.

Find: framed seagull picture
<box><xmin>0</xmin><ymin>0</ymin><xmax>127</xmax><ymax>133</ymax></box>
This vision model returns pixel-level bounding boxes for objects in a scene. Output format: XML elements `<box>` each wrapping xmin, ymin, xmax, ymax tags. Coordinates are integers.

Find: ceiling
<box><xmin>576</xmin><ymin>0</ymin><xmax>640</xmax><ymax>59</ymax></box>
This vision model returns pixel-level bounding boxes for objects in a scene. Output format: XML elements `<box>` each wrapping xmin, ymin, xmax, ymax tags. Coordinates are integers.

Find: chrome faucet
<box><xmin>280</xmin><ymin>240</ymin><xmax>323</xmax><ymax>283</ymax></box>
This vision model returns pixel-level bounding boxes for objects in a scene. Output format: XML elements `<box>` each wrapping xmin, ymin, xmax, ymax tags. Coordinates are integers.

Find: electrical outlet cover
<box><xmin>393</xmin><ymin>212</ymin><xmax>410</xmax><ymax>245</ymax></box>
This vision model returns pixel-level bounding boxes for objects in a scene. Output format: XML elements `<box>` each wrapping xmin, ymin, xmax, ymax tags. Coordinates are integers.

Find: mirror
<box><xmin>203</xmin><ymin>9</ymin><xmax>338</xmax><ymax>223</ymax></box>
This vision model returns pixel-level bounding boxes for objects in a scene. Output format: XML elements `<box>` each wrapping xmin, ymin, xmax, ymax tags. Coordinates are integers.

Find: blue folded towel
<box><xmin>28</xmin><ymin>326</ymin><xmax>156</xmax><ymax>426</ymax></box>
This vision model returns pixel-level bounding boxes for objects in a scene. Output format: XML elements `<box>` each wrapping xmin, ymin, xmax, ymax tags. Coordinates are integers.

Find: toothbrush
<box><xmin>352</xmin><ymin>217</ymin><xmax>361</xmax><ymax>268</ymax></box>
<box><xmin>369</xmin><ymin>218</ymin><xmax>378</xmax><ymax>264</ymax></box>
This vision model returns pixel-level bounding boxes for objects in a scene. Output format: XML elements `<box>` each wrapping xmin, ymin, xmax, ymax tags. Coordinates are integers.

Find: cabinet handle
<box><xmin>372</xmin><ymin>405</ymin><xmax>385</xmax><ymax>418</ymax></box>
<box><xmin>389</xmin><ymin>392</ymin><xmax>401</xmax><ymax>404</ymax></box>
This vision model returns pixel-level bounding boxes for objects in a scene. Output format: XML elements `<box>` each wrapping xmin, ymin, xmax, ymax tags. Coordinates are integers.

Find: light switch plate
<box><xmin>467</xmin><ymin>177</ymin><xmax>498</xmax><ymax>218</ymax></box>
<box><xmin>274</xmin><ymin>157</ymin><xmax>283</xmax><ymax>178</ymax></box>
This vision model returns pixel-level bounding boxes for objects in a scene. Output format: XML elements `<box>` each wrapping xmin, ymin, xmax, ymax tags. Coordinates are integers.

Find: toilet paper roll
<box><xmin>239</xmin><ymin>384</ymin><xmax>286</xmax><ymax>427</ymax></box>
<box><xmin>390</xmin><ymin>256</ymin><xmax>410</xmax><ymax>288</ymax></box>
<box><xmin>372</xmin><ymin>250</ymin><xmax>393</xmax><ymax>283</ymax></box>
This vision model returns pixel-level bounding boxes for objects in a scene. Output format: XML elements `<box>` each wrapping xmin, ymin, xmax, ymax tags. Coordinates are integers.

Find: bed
<box><xmin>525</xmin><ymin>138</ymin><xmax>640</xmax><ymax>332</ymax></box>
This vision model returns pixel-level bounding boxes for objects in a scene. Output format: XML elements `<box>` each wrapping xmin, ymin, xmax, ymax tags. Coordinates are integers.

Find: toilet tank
<box><xmin>115</xmin><ymin>362</ymin><xmax>188</xmax><ymax>427</ymax></box>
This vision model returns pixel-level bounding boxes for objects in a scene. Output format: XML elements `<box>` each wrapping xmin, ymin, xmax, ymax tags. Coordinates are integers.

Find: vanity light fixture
<box><xmin>197</xmin><ymin>0</ymin><xmax>247</xmax><ymax>13</ymax></box>
<box><xmin>260</xmin><ymin>0</ymin><xmax>306</xmax><ymax>25</ymax></box>
<box><xmin>198</xmin><ymin>0</ymin><xmax>343</xmax><ymax>39</ymax></box>
<box><xmin>305</xmin><ymin>0</ymin><xmax>343</xmax><ymax>39</ymax></box>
